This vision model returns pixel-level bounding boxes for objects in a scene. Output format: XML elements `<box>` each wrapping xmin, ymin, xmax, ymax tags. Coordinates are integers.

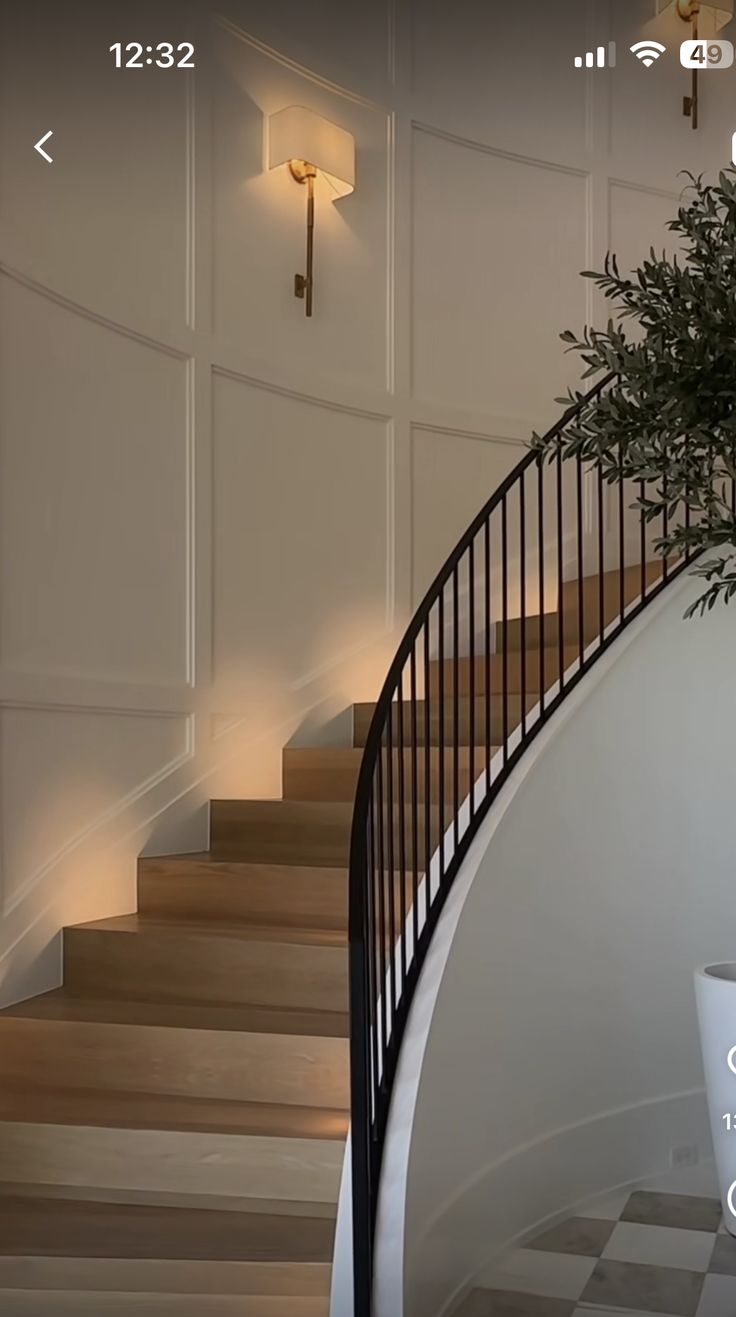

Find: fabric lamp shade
<box><xmin>656</xmin><ymin>0</ymin><xmax>734</xmax><ymax>29</ymax></box>
<box><xmin>268</xmin><ymin>106</ymin><xmax>355</xmax><ymax>200</ymax></box>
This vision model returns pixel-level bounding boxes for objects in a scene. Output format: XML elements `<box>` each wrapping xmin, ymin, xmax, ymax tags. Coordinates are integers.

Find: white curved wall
<box><xmin>394</xmin><ymin>571</ymin><xmax>736</xmax><ymax>1316</ymax></box>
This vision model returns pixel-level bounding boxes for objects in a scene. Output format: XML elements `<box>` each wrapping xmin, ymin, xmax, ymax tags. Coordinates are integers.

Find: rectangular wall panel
<box><xmin>217</xmin><ymin>0</ymin><xmax>393</xmax><ymax>98</ymax></box>
<box><xmin>411</xmin><ymin>127</ymin><xmax>589</xmax><ymax>425</ymax></box>
<box><xmin>410</xmin><ymin>0</ymin><xmax>590</xmax><ymax>163</ymax></box>
<box><xmin>0</xmin><ymin>274</ymin><xmax>191</xmax><ymax>686</ymax></box>
<box><xmin>0</xmin><ymin>2</ymin><xmax>189</xmax><ymax>329</ymax></box>
<box><xmin>411</xmin><ymin>426</ymin><xmax>523</xmax><ymax>603</ymax></box>
<box><xmin>608</xmin><ymin>180</ymin><xmax>680</xmax><ymax>275</ymax></box>
<box><xmin>0</xmin><ymin>707</ymin><xmax>190</xmax><ymax>913</ymax></box>
<box><xmin>212</xmin><ymin>372</ymin><xmax>391</xmax><ymax>696</ymax></box>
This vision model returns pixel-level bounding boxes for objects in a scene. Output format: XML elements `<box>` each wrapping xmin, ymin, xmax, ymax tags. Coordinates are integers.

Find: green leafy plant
<box><xmin>531</xmin><ymin>169</ymin><xmax>736</xmax><ymax>617</ymax></box>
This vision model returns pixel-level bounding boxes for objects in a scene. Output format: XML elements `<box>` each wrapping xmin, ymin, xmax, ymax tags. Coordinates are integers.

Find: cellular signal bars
<box><xmin>574</xmin><ymin>42</ymin><xmax>617</xmax><ymax>68</ymax></box>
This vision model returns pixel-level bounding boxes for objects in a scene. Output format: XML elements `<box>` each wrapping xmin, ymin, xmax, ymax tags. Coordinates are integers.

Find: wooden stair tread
<box><xmin>0</xmin><ymin>1295</ymin><xmax>329</xmax><ymax>1315</ymax></box>
<box><xmin>0</xmin><ymin>1254</ymin><xmax>331</xmax><ymax>1297</ymax></box>
<box><xmin>0</xmin><ymin>1194</ymin><xmax>336</xmax><ymax>1261</ymax></box>
<box><xmin>209</xmin><ymin>798</ymin><xmax>451</xmax><ymax>868</ymax></box>
<box><xmin>138</xmin><ymin>853</ymin><xmax>348</xmax><ymax>876</ymax></box>
<box><xmin>0</xmin><ymin>1087</ymin><xmax>348</xmax><ymax>1140</ymax></box>
<box><xmin>67</xmin><ymin>915</ymin><xmax>347</xmax><ymax>949</ymax></box>
<box><xmin>1</xmin><ymin>989</ymin><xmax>349</xmax><ymax>1038</ymax></box>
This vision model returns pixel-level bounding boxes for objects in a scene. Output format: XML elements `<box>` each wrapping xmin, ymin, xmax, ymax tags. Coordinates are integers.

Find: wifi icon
<box><xmin>630</xmin><ymin>40</ymin><xmax>667</xmax><ymax>67</ymax></box>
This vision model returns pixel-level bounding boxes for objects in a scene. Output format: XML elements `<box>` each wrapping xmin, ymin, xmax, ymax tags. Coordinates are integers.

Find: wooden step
<box><xmin>497</xmin><ymin>562</ymin><xmax>668</xmax><ymax>653</ymax></box>
<box><xmin>560</xmin><ymin>560</ymin><xmax>664</xmax><ymax>614</ymax></box>
<box><xmin>494</xmin><ymin>608</ymin><xmax>586</xmax><ymax>652</ymax></box>
<box><xmin>0</xmin><ymin>1195</ymin><xmax>336</xmax><ymax>1262</ymax></box>
<box><xmin>137</xmin><ymin>856</ymin><xmax>348</xmax><ymax>931</ymax></box>
<box><xmin>0</xmin><ymin>1253</ymin><xmax>330</xmax><ymax>1296</ymax></box>
<box><xmin>210</xmin><ymin>801</ymin><xmax>354</xmax><ymax>868</ymax></box>
<box><xmin>63</xmin><ymin>916</ymin><xmax>348</xmax><ymax>1014</ymax></box>
<box><xmin>428</xmin><ymin>645</ymin><xmax>581</xmax><ymax>697</ymax></box>
<box><xmin>352</xmin><ymin>696</ymin><xmax>535</xmax><ymax>748</ymax></box>
<box><xmin>0</xmin><ymin>1194</ymin><xmax>333</xmax><ymax>1313</ymax></box>
<box><xmin>0</xmin><ymin>1294</ymin><xmax>329</xmax><ymax>1316</ymax></box>
<box><xmin>0</xmin><ymin>1086</ymin><xmax>348</xmax><ymax>1139</ymax></box>
<box><xmin>0</xmin><ymin>992</ymin><xmax>349</xmax><ymax>1109</ymax></box>
<box><xmin>0</xmin><ymin>1106</ymin><xmax>343</xmax><ymax>1208</ymax></box>
<box><xmin>1</xmin><ymin>989</ymin><xmax>349</xmax><ymax>1037</ymax></box>
<box><xmin>282</xmin><ymin>745</ymin><xmax>490</xmax><ymax>803</ymax></box>
<box><xmin>210</xmin><ymin>800</ymin><xmax>451</xmax><ymax>869</ymax></box>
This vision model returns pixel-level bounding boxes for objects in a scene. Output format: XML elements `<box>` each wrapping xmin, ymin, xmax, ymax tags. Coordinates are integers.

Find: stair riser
<box><xmin>0</xmin><ymin>1019</ymin><xmax>349</xmax><ymax>1110</ymax></box>
<box><xmin>0</xmin><ymin>1123</ymin><xmax>342</xmax><ymax>1210</ymax></box>
<box><xmin>496</xmin><ymin>580</ymin><xmax>663</xmax><ymax>652</ymax></box>
<box><xmin>282</xmin><ymin>747</ymin><xmax>489</xmax><ymax>804</ymax></box>
<box><xmin>63</xmin><ymin>929</ymin><xmax>348</xmax><ymax>1014</ymax></box>
<box><xmin>210</xmin><ymin>812</ymin><xmax>449</xmax><ymax>870</ymax></box>
<box><xmin>137</xmin><ymin>862</ymin><xmax>348</xmax><ymax>931</ymax></box>
<box><xmin>0</xmin><ymin>1291</ymin><xmax>329</xmax><ymax>1315</ymax></box>
<box><xmin>0</xmin><ymin>1257</ymin><xmax>331</xmax><ymax>1296</ymax></box>
<box><xmin>210</xmin><ymin>804</ymin><xmax>350</xmax><ymax>868</ymax></box>
<box><xmin>352</xmin><ymin>699</ymin><xmax>535</xmax><ymax>748</ymax></box>
<box><xmin>427</xmin><ymin>648</ymin><xmax>581</xmax><ymax>697</ymax></box>
<box><xmin>560</xmin><ymin>561</ymin><xmax>664</xmax><ymax>615</ymax></box>
<box><xmin>495</xmin><ymin>610</ymin><xmax>590</xmax><ymax>652</ymax></box>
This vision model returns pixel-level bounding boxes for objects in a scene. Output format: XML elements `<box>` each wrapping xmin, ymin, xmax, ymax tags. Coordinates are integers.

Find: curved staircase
<box><xmin>0</xmin><ymin>557</ymin><xmax>666</xmax><ymax>1314</ymax></box>
<box><xmin>0</xmin><ymin>377</ymin><xmax>703</xmax><ymax>1316</ymax></box>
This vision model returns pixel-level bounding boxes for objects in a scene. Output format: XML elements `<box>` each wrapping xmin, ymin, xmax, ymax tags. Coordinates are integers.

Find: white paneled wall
<box><xmin>0</xmin><ymin>0</ymin><xmax>732</xmax><ymax>1001</ymax></box>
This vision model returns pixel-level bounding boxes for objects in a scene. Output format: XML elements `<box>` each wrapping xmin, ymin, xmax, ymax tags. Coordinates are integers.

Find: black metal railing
<box><xmin>348</xmin><ymin>373</ymin><xmax>695</xmax><ymax>1313</ymax></box>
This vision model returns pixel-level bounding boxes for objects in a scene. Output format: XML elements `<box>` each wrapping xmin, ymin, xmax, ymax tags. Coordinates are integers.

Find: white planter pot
<box><xmin>695</xmin><ymin>964</ymin><xmax>736</xmax><ymax>1236</ymax></box>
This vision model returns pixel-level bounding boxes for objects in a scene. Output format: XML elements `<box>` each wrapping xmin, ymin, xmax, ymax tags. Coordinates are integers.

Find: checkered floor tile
<box><xmin>456</xmin><ymin>1186</ymin><xmax>736</xmax><ymax>1316</ymax></box>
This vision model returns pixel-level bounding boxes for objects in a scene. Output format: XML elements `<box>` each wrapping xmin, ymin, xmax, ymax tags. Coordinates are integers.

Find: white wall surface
<box><xmin>0</xmin><ymin>0</ymin><xmax>732</xmax><ymax>1008</ymax></box>
<box><xmin>391</xmin><ymin>571</ymin><xmax>736</xmax><ymax>1317</ymax></box>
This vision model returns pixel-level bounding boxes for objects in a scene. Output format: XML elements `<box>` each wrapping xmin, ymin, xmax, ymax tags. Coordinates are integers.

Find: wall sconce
<box><xmin>657</xmin><ymin>0</ymin><xmax>734</xmax><ymax>127</ymax></box>
<box><xmin>268</xmin><ymin>106</ymin><xmax>355</xmax><ymax>318</ymax></box>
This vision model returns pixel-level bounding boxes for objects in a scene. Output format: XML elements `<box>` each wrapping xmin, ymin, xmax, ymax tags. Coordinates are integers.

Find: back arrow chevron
<box><xmin>34</xmin><ymin>131</ymin><xmax>53</xmax><ymax>163</ymax></box>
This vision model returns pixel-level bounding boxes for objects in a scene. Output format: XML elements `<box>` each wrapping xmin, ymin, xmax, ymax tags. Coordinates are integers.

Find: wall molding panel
<box><xmin>0</xmin><ymin>0</ymin><xmax>725</xmax><ymax>1006</ymax></box>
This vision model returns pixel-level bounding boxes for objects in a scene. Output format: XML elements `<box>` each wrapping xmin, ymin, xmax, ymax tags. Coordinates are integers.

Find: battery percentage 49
<box><xmin>681</xmin><ymin>38</ymin><xmax>734</xmax><ymax>68</ymax></box>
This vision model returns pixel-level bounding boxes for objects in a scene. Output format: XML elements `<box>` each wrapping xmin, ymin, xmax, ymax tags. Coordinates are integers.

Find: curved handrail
<box><xmin>347</xmin><ymin>370</ymin><xmax>690</xmax><ymax>1313</ymax></box>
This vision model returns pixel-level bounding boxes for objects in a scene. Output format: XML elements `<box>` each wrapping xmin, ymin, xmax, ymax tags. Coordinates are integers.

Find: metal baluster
<box><xmin>409</xmin><ymin>647</ymin><xmax>419</xmax><ymax>959</ymax></box>
<box><xmin>501</xmin><ymin>496</ymin><xmax>509</xmax><ymax>766</ymax></box>
<box><xmin>538</xmin><ymin>459</ymin><xmax>545</xmax><ymax>716</ymax></box>
<box><xmin>577</xmin><ymin>453</ymin><xmax>584</xmax><ymax>668</ymax></box>
<box><xmin>520</xmin><ymin>474</ymin><xmax>527</xmax><ymax>736</ymax></box>
<box><xmin>598</xmin><ymin>462</ymin><xmax>605</xmax><ymax>644</ymax></box>
<box><xmin>374</xmin><ymin>760</ymin><xmax>387</xmax><ymax>1075</ymax></box>
<box><xmin>663</xmin><ymin>473</ymin><xmax>669</xmax><ymax>582</ymax></box>
<box><xmin>452</xmin><ymin>564</ymin><xmax>460</xmax><ymax>853</ymax></box>
<box><xmin>396</xmin><ymin>672</ymin><xmax>407</xmax><ymax>996</ymax></box>
<box><xmin>438</xmin><ymin>589</ymin><xmax>445</xmax><ymax>884</ymax></box>
<box><xmin>557</xmin><ymin>450</ymin><xmax>564</xmax><ymax>693</ymax></box>
<box><xmin>367</xmin><ymin>795</ymin><xmax>379</xmax><ymax>1125</ymax></box>
<box><xmin>619</xmin><ymin>454</ymin><xmax>625</xmax><ymax>623</ymax></box>
<box><xmin>468</xmin><ymin>538</ymin><xmax>476</xmax><ymax>821</ymax></box>
<box><xmin>484</xmin><ymin>518</ymin><xmax>491</xmax><ymax>791</ymax></box>
<box><xmin>384</xmin><ymin>720</ymin><xmax>397</xmax><ymax>1016</ymax></box>
<box><xmin>423</xmin><ymin>623</ymin><xmax>431</xmax><ymax>929</ymax></box>
<box><xmin>640</xmin><ymin>479</ymin><xmax>647</xmax><ymax>600</ymax></box>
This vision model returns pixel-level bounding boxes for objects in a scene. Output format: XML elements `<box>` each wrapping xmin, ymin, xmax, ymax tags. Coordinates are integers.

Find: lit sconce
<box><xmin>657</xmin><ymin>0</ymin><xmax>734</xmax><ymax>128</ymax></box>
<box><xmin>268</xmin><ymin>106</ymin><xmax>356</xmax><ymax>318</ymax></box>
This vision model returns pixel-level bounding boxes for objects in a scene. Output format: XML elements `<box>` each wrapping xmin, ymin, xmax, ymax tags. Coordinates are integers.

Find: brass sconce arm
<box><xmin>289</xmin><ymin>160</ymin><xmax>316</xmax><ymax>317</ymax></box>
<box><xmin>679</xmin><ymin>0</ymin><xmax>700</xmax><ymax>128</ymax></box>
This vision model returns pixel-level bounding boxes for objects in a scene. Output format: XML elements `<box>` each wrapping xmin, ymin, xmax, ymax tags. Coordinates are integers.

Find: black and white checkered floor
<box><xmin>456</xmin><ymin>1167</ymin><xmax>736</xmax><ymax>1316</ymax></box>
